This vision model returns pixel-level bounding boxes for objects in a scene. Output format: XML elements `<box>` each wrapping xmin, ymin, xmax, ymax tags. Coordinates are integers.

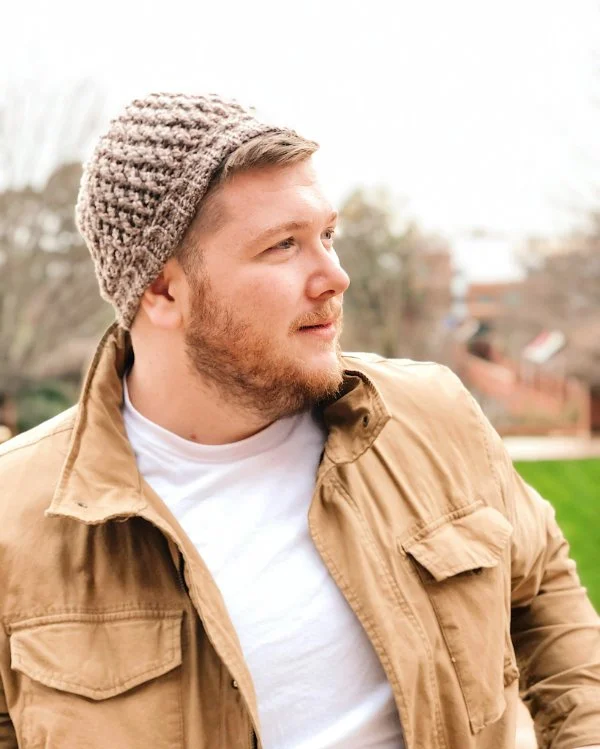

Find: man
<box><xmin>0</xmin><ymin>93</ymin><xmax>598</xmax><ymax>749</ymax></box>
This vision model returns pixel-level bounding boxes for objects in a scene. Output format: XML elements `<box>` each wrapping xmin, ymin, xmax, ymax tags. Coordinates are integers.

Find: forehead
<box><xmin>215</xmin><ymin>159</ymin><xmax>335</xmax><ymax>232</ymax></box>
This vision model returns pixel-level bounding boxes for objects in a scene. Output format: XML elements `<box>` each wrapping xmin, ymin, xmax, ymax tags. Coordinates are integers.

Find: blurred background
<box><xmin>1</xmin><ymin>2</ymin><xmax>599</xmax><ymax>743</ymax></box>
<box><xmin>1</xmin><ymin>0</ymin><xmax>599</xmax><ymax>620</ymax></box>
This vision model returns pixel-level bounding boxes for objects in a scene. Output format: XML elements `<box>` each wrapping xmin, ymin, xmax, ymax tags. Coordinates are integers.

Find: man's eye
<box><xmin>270</xmin><ymin>238</ymin><xmax>295</xmax><ymax>251</ymax></box>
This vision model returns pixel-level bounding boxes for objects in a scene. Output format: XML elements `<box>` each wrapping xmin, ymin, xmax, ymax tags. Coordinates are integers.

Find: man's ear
<box><xmin>138</xmin><ymin>258</ymin><xmax>188</xmax><ymax>329</ymax></box>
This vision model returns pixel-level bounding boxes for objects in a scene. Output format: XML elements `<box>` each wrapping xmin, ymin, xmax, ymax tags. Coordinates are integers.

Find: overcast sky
<box><xmin>2</xmin><ymin>0</ymin><xmax>600</xmax><ymax>280</ymax></box>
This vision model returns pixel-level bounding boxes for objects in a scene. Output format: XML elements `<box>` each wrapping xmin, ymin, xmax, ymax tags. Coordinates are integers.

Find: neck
<box><xmin>126</xmin><ymin>337</ymin><xmax>274</xmax><ymax>446</ymax></box>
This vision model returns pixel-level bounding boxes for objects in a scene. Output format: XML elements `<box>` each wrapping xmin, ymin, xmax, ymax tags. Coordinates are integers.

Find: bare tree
<box><xmin>0</xmin><ymin>162</ymin><xmax>113</xmax><ymax>398</ymax></box>
<box><xmin>517</xmin><ymin>231</ymin><xmax>600</xmax><ymax>323</ymax></box>
<box><xmin>0</xmin><ymin>82</ymin><xmax>112</xmax><ymax>433</ymax></box>
<box><xmin>336</xmin><ymin>187</ymin><xmax>453</xmax><ymax>361</ymax></box>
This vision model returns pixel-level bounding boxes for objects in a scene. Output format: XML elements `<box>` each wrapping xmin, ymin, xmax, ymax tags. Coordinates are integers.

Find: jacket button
<box><xmin>231</xmin><ymin>679</ymin><xmax>239</xmax><ymax>689</ymax></box>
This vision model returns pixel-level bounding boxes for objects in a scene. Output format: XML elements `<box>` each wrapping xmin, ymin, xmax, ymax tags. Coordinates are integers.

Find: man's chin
<box><xmin>299</xmin><ymin>355</ymin><xmax>345</xmax><ymax>396</ymax></box>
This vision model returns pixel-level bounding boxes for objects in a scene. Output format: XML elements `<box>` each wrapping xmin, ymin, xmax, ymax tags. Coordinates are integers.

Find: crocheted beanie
<box><xmin>76</xmin><ymin>92</ymin><xmax>294</xmax><ymax>329</ymax></box>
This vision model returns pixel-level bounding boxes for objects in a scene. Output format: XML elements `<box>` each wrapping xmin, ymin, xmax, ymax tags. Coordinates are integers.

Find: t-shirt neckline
<box><xmin>122</xmin><ymin>378</ymin><xmax>302</xmax><ymax>463</ymax></box>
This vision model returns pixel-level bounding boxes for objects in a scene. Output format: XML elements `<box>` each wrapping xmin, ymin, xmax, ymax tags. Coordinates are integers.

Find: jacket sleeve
<box><xmin>479</xmin><ymin>409</ymin><xmax>600</xmax><ymax>749</ymax></box>
<box><xmin>0</xmin><ymin>682</ymin><xmax>16</xmax><ymax>749</ymax></box>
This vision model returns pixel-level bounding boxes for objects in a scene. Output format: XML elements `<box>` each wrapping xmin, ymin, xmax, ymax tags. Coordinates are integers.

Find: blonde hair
<box><xmin>177</xmin><ymin>131</ymin><xmax>319</xmax><ymax>270</ymax></box>
<box><xmin>211</xmin><ymin>131</ymin><xmax>319</xmax><ymax>186</ymax></box>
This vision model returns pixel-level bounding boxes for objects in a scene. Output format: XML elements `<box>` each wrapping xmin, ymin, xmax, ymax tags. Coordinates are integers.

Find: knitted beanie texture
<box><xmin>76</xmin><ymin>92</ymin><xmax>293</xmax><ymax>328</ymax></box>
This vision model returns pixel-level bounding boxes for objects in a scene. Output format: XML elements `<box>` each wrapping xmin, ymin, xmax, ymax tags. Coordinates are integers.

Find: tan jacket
<box><xmin>0</xmin><ymin>325</ymin><xmax>598</xmax><ymax>749</ymax></box>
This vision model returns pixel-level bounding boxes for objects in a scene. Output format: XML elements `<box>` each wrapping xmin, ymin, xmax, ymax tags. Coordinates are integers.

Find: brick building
<box><xmin>454</xmin><ymin>279</ymin><xmax>600</xmax><ymax>436</ymax></box>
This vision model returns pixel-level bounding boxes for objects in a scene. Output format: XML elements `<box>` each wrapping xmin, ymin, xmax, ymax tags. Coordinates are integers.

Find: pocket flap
<box><xmin>401</xmin><ymin>506</ymin><xmax>513</xmax><ymax>582</ymax></box>
<box><xmin>10</xmin><ymin>610</ymin><xmax>182</xmax><ymax>700</ymax></box>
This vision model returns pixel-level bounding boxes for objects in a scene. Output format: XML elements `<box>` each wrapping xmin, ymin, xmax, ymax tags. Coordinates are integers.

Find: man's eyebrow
<box><xmin>251</xmin><ymin>212</ymin><xmax>338</xmax><ymax>246</ymax></box>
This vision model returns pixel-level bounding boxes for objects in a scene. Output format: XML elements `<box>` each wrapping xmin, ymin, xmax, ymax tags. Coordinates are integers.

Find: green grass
<box><xmin>514</xmin><ymin>459</ymin><xmax>600</xmax><ymax>612</ymax></box>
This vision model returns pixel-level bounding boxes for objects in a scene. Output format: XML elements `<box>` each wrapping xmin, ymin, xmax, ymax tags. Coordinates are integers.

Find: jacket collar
<box><xmin>47</xmin><ymin>324</ymin><xmax>391</xmax><ymax>524</ymax></box>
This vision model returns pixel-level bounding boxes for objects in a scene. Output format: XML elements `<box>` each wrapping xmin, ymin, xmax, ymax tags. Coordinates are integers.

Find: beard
<box><xmin>184</xmin><ymin>273</ymin><xmax>345</xmax><ymax>420</ymax></box>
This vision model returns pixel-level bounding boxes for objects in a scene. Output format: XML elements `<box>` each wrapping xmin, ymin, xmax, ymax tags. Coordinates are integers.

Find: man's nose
<box><xmin>307</xmin><ymin>248</ymin><xmax>350</xmax><ymax>300</ymax></box>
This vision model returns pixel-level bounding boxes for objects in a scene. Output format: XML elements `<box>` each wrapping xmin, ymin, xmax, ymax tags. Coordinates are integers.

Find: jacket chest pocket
<box><xmin>401</xmin><ymin>505</ymin><xmax>518</xmax><ymax>735</ymax></box>
<box><xmin>9</xmin><ymin>609</ymin><xmax>184</xmax><ymax>749</ymax></box>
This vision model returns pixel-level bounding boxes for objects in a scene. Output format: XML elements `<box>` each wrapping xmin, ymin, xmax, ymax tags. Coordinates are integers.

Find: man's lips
<box><xmin>298</xmin><ymin>309</ymin><xmax>341</xmax><ymax>329</ymax></box>
<box><xmin>299</xmin><ymin>318</ymin><xmax>336</xmax><ymax>330</ymax></box>
<box><xmin>297</xmin><ymin>319</ymin><xmax>338</xmax><ymax>340</ymax></box>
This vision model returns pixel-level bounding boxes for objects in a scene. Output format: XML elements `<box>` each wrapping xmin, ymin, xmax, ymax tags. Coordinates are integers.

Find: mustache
<box><xmin>293</xmin><ymin>303</ymin><xmax>343</xmax><ymax>330</ymax></box>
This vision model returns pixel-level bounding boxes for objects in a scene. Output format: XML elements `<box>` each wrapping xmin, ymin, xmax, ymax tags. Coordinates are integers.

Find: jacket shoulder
<box><xmin>342</xmin><ymin>352</ymin><xmax>468</xmax><ymax>404</ymax></box>
<box><xmin>341</xmin><ymin>353</ymin><xmax>508</xmax><ymax>514</ymax></box>
<box><xmin>0</xmin><ymin>406</ymin><xmax>77</xmax><ymax>520</ymax></box>
<box><xmin>341</xmin><ymin>351</ymin><xmax>486</xmax><ymax>451</ymax></box>
<box><xmin>0</xmin><ymin>406</ymin><xmax>77</xmax><ymax>461</ymax></box>
<box><xmin>0</xmin><ymin>407</ymin><xmax>79</xmax><ymax>616</ymax></box>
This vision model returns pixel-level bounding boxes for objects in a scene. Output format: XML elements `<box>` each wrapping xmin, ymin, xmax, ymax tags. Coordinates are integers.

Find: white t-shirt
<box><xmin>123</xmin><ymin>382</ymin><xmax>404</xmax><ymax>749</ymax></box>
